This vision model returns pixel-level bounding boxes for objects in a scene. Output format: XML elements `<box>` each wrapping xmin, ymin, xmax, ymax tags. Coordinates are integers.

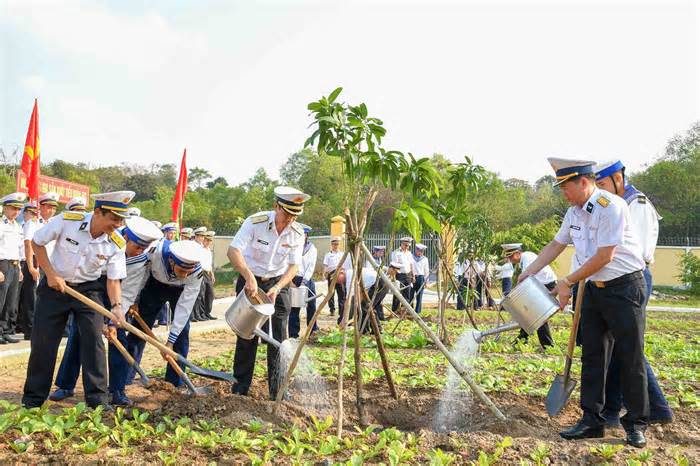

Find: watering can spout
<box><xmin>254</xmin><ymin>328</ymin><xmax>281</xmax><ymax>348</ymax></box>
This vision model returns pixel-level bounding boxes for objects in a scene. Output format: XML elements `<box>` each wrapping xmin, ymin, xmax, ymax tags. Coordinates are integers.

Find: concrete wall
<box><xmin>213</xmin><ymin>235</ymin><xmax>698</xmax><ymax>287</ymax></box>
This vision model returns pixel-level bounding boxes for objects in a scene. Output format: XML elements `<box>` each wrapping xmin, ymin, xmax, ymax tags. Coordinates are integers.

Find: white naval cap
<box><xmin>389</xmin><ymin>261</ymin><xmax>403</xmax><ymax>269</ymax></box>
<box><xmin>547</xmin><ymin>157</ymin><xmax>596</xmax><ymax>186</ymax></box>
<box><xmin>180</xmin><ymin>227</ymin><xmax>194</xmax><ymax>236</ymax></box>
<box><xmin>128</xmin><ymin>207</ymin><xmax>141</xmax><ymax>217</ymax></box>
<box><xmin>151</xmin><ymin>220</ymin><xmax>162</xmax><ymax>229</ymax></box>
<box><xmin>594</xmin><ymin>160</ymin><xmax>625</xmax><ymax>181</ymax></box>
<box><xmin>23</xmin><ymin>202</ymin><xmax>38</xmax><ymax>213</ymax></box>
<box><xmin>372</xmin><ymin>245</ymin><xmax>386</xmax><ymax>251</ymax></box>
<box><xmin>415</xmin><ymin>243</ymin><xmax>427</xmax><ymax>250</ymax></box>
<box><xmin>169</xmin><ymin>240</ymin><xmax>205</xmax><ymax>269</ymax></box>
<box><xmin>161</xmin><ymin>222</ymin><xmax>177</xmax><ymax>232</ymax></box>
<box><xmin>274</xmin><ymin>186</ymin><xmax>310</xmax><ymax>216</ymax></box>
<box><xmin>91</xmin><ymin>191</ymin><xmax>136</xmax><ymax>218</ymax></box>
<box><xmin>204</xmin><ymin>230</ymin><xmax>216</xmax><ymax>238</ymax></box>
<box><xmin>123</xmin><ymin>216</ymin><xmax>164</xmax><ymax>247</ymax></box>
<box><xmin>39</xmin><ymin>192</ymin><xmax>60</xmax><ymax>206</ymax></box>
<box><xmin>194</xmin><ymin>226</ymin><xmax>208</xmax><ymax>236</ymax></box>
<box><xmin>66</xmin><ymin>196</ymin><xmax>87</xmax><ymax>211</ymax></box>
<box><xmin>2</xmin><ymin>192</ymin><xmax>27</xmax><ymax>208</ymax></box>
<box><xmin>400</xmin><ymin>236</ymin><xmax>413</xmax><ymax>243</ymax></box>
<box><xmin>331</xmin><ymin>235</ymin><xmax>342</xmax><ymax>243</ymax></box>
<box><xmin>501</xmin><ymin>243</ymin><xmax>523</xmax><ymax>256</ymax></box>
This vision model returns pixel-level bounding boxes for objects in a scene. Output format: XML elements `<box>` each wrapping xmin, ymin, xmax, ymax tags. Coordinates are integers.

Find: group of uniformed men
<box><xmin>513</xmin><ymin>157</ymin><xmax>672</xmax><ymax>448</ymax></box>
<box><xmin>5</xmin><ymin>154</ymin><xmax>673</xmax><ymax>447</ymax></box>
<box><xmin>321</xmin><ymin>236</ymin><xmax>431</xmax><ymax>324</ymax></box>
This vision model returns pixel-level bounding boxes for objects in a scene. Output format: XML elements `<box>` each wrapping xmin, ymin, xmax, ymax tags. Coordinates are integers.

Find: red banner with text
<box><xmin>16</xmin><ymin>172</ymin><xmax>90</xmax><ymax>204</ymax></box>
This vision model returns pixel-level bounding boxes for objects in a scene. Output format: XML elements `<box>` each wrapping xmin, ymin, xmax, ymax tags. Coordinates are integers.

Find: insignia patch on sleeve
<box><xmin>109</xmin><ymin>231</ymin><xmax>126</xmax><ymax>249</ymax></box>
<box><xmin>596</xmin><ymin>197</ymin><xmax>610</xmax><ymax>208</ymax></box>
<box><xmin>63</xmin><ymin>212</ymin><xmax>86</xmax><ymax>221</ymax></box>
<box><xmin>586</xmin><ymin>202</ymin><xmax>594</xmax><ymax>213</ymax></box>
<box><xmin>251</xmin><ymin>214</ymin><xmax>269</xmax><ymax>224</ymax></box>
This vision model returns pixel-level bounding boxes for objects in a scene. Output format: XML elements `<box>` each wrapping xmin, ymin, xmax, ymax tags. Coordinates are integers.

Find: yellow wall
<box><xmin>551</xmin><ymin>245</ymin><xmax>699</xmax><ymax>287</ymax></box>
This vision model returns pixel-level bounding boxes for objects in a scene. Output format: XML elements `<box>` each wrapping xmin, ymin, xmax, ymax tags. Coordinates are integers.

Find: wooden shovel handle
<box><xmin>563</xmin><ymin>281</ymin><xmax>586</xmax><ymax>377</ymax></box>
<box><xmin>129</xmin><ymin>306</ymin><xmax>187</xmax><ymax>378</ymax></box>
<box><xmin>64</xmin><ymin>286</ymin><xmax>180</xmax><ymax>360</ymax></box>
<box><xmin>107</xmin><ymin>332</ymin><xmax>136</xmax><ymax>366</ymax></box>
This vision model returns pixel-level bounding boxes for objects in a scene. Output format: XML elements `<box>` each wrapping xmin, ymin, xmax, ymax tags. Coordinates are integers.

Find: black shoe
<box><xmin>230</xmin><ymin>384</ymin><xmax>248</xmax><ymax>396</ymax></box>
<box><xmin>3</xmin><ymin>334</ymin><xmax>19</xmax><ymax>344</ymax></box>
<box><xmin>626</xmin><ymin>430</ymin><xmax>646</xmax><ymax>448</ymax></box>
<box><xmin>560</xmin><ymin>419</ymin><xmax>605</xmax><ymax>440</ymax></box>
<box><xmin>207</xmin><ymin>315</ymin><xmax>217</xmax><ymax>320</ymax></box>
<box><xmin>89</xmin><ymin>403</ymin><xmax>114</xmax><ymax>413</ymax></box>
<box><xmin>191</xmin><ymin>316</ymin><xmax>200</xmax><ymax>322</ymax></box>
<box><xmin>23</xmin><ymin>334</ymin><xmax>31</xmax><ymax>341</ymax></box>
<box><xmin>0</xmin><ymin>335</ymin><xmax>7</xmax><ymax>345</ymax></box>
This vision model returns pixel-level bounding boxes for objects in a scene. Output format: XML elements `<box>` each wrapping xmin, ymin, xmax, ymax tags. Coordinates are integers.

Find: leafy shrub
<box><xmin>491</xmin><ymin>216</ymin><xmax>560</xmax><ymax>255</ymax></box>
<box><xmin>678</xmin><ymin>252</ymin><xmax>700</xmax><ymax>294</ymax></box>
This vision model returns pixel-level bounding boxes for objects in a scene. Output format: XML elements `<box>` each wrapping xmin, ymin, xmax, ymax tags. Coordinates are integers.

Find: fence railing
<box><xmin>657</xmin><ymin>237</ymin><xmax>700</xmax><ymax>247</ymax></box>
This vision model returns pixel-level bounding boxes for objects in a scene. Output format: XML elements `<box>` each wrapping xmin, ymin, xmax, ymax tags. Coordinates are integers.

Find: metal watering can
<box><xmin>289</xmin><ymin>285</ymin><xmax>324</xmax><ymax>308</ymax></box>
<box><xmin>472</xmin><ymin>276</ymin><xmax>560</xmax><ymax>343</ymax></box>
<box><xmin>225</xmin><ymin>290</ymin><xmax>281</xmax><ymax>348</ymax></box>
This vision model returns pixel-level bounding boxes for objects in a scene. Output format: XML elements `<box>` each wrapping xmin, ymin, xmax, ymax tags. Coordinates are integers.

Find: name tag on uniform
<box><xmin>65</xmin><ymin>238</ymin><xmax>79</xmax><ymax>246</ymax></box>
<box><xmin>570</xmin><ymin>225</ymin><xmax>581</xmax><ymax>231</ymax></box>
<box><xmin>257</xmin><ymin>239</ymin><xmax>269</xmax><ymax>245</ymax></box>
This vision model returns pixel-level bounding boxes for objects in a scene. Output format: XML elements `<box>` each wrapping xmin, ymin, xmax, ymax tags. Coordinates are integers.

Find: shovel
<box><xmin>129</xmin><ymin>308</ymin><xmax>212</xmax><ymax>396</ymax></box>
<box><xmin>545</xmin><ymin>280</ymin><xmax>585</xmax><ymax>417</ymax></box>
<box><xmin>64</xmin><ymin>286</ymin><xmax>236</xmax><ymax>384</ymax></box>
<box><xmin>106</xmin><ymin>330</ymin><xmax>151</xmax><ymax>387</ymax></box>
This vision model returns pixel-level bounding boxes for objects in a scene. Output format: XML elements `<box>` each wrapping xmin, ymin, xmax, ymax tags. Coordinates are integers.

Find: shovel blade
<box><xmin>545</xmin><ymin>375</ymin><xmax>577</xmax><ymax>417</ymax></box>
<box><xmin>179</xmin><ymin>357</ymin><xmax>237</xmax><ymax>383</ymax></box>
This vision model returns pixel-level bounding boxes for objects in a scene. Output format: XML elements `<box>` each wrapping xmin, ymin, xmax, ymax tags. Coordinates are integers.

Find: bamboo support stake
<box><xmin>361</xmin><ymin>242</ymin><xmax>506</xmax><ymax>421</ymax></box>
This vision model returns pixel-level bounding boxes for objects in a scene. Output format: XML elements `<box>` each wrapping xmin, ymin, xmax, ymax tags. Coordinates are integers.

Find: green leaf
<box><xmin>328</xmin><ymin>87</ymin><xmax>343</xmax><ymax>103</ymax></box>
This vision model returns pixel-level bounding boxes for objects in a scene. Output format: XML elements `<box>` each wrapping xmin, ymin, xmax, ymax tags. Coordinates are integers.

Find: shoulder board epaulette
<box><xmin>291</xmin><ymin>222</ymin><xmax>303</xmax><ymax>235</ymax></box>
<box><xmin>63</xmin><ymin>212</ymin><xmax>85</xmax><ymax>221</ymax></box>
<box><xmin>636</xmin><ymin>195</ymin><xmax>647</xmax><ymax>204</ymax></box>
<box><xmin>596</xmin><ymin>196</ymin><xmax>610</xmax><ymax>208</ymax></box>
<box><xmin>109</xmin><ymin>231</ymin><xmax>126</xmax><ymax>249</ymax></box>
<box><xmin>251</xmin><ymin>214</ymin><xmax>269</xmax><ymax>224</ymax></box>
<box><xmin>197</xmin><ymin>270</ymin><xmax>204</xmax><ymax>279</ymax></box>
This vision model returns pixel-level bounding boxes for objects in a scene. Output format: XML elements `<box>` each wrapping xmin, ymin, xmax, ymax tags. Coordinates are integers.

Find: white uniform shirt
<box><xmin>323</xmin><ymin>250</ymin><xmax>344</xmax><ymax>273</ymax></box>
<box><xmin>390</xmin><ymin>248</ymin><xmax>415</xmax><ymax>274</ymax></box>
<box><xmin>626</xmin><ymin>193</ymin><xmax>660</xmax><ymax>264</ymax></box>
<box><xmin>413</xmin><ymin>255</ymin><xmax>430</xmax><ymax>277</ymax></box>
<box><xmin>454</xmin><ymin>260</ymin><xmax>467</xmax><ymax>277</ymax></box>
<box><xmin>554</xmin><ymin>188</ymin><xmax>645</xmax><ymax>282</ymax></box>
<box><xmin>200</xmin><ymin>245</ymin><xmax>213</xmax><ymax>272</ymax></box>
<box><xmin>148</xmin><ymin>241</ymin><xmax>204</xmax><ymax>344</ymax></box>
<box><xmin>0</xmin><ymin>216</ymin><xmax>23</xmax><ymax>261</ymax></box>
<box><xmin>120</xmin><ymin>251</ymin><xmax>152</xmax><ymax>312</ymax></box>
<box><xmin>230</xmin><ymin>211</ymin><xmax>304</xmax><ymax>278</ymax></box>
<box><xmin>24</xmin><ymin>217</ymin><xmax>55</xmax><ymax>259</ymax></box>
<box><xmin>519</xmin><ymin>251</ymin><xmax>557</xmax><ymax>285</ymax></box>
<box><xmin>33</xmin><ymin>212</ymin><xmax>127</xmax><ymax>282</ymax></box>
<box><xmin>297</xmin><ymin>242</ymin><xmax>318</xmax><ymax>282</ymax></box>
<box><xmin>494</xmin><ymin>262</ymin><xmax>514</xmax><ymax>279</ymax></box>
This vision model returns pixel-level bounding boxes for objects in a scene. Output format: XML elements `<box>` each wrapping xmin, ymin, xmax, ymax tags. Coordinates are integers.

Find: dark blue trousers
<box><xmin>603</xmin><ymin>267</ymin><xmax>672</xmax><ymax>420</ymax></box>
<box><xmin>125</xmin><ymin>275</ymin><xmax>189</xmax><ymax>387</ymax></box>
<box><xmin>413</xmin><ymin>275</ymin><xmax>426</xmax><ymax>313</ymax></box>
<box><xmin>501</xmin><ymin>277</ymin><xmax>512</xmax><ymax>296</ymax></box>
<box><xmin>107</xmin><ymin>328</ymin><xmax>130</xmax><ymax>394</ymax></box>
<box><xmin>55</xmin><ymin>316</ymin><xmax>81</xmax><ymax>391</ymax></box>
<box><xmin>288</xmin><ymin>277</ymin><xmax>318</xmax><ymax>338</ymax></box>
<box><xmin>456</xmin><ymin>276</ymin><xmax>468</xmax><ymax>310</ymax></box>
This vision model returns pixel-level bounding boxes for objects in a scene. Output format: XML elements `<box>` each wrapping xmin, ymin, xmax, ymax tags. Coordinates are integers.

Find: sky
<box><xmin>1</xmin><ymin>0</ymin><xmax>698</xmax><ymax>186</ymax></box>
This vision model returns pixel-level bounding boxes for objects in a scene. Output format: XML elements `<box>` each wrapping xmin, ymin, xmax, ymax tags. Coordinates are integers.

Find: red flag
<box><xmin>21</xmin><ymin>99</ymin><xmax>41</xmax><ymax>200</ymax></box>
<box><xmin>171</xmin><ymin>148</ymin><xmax>187</xmax><ymax>221</ymax></box>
